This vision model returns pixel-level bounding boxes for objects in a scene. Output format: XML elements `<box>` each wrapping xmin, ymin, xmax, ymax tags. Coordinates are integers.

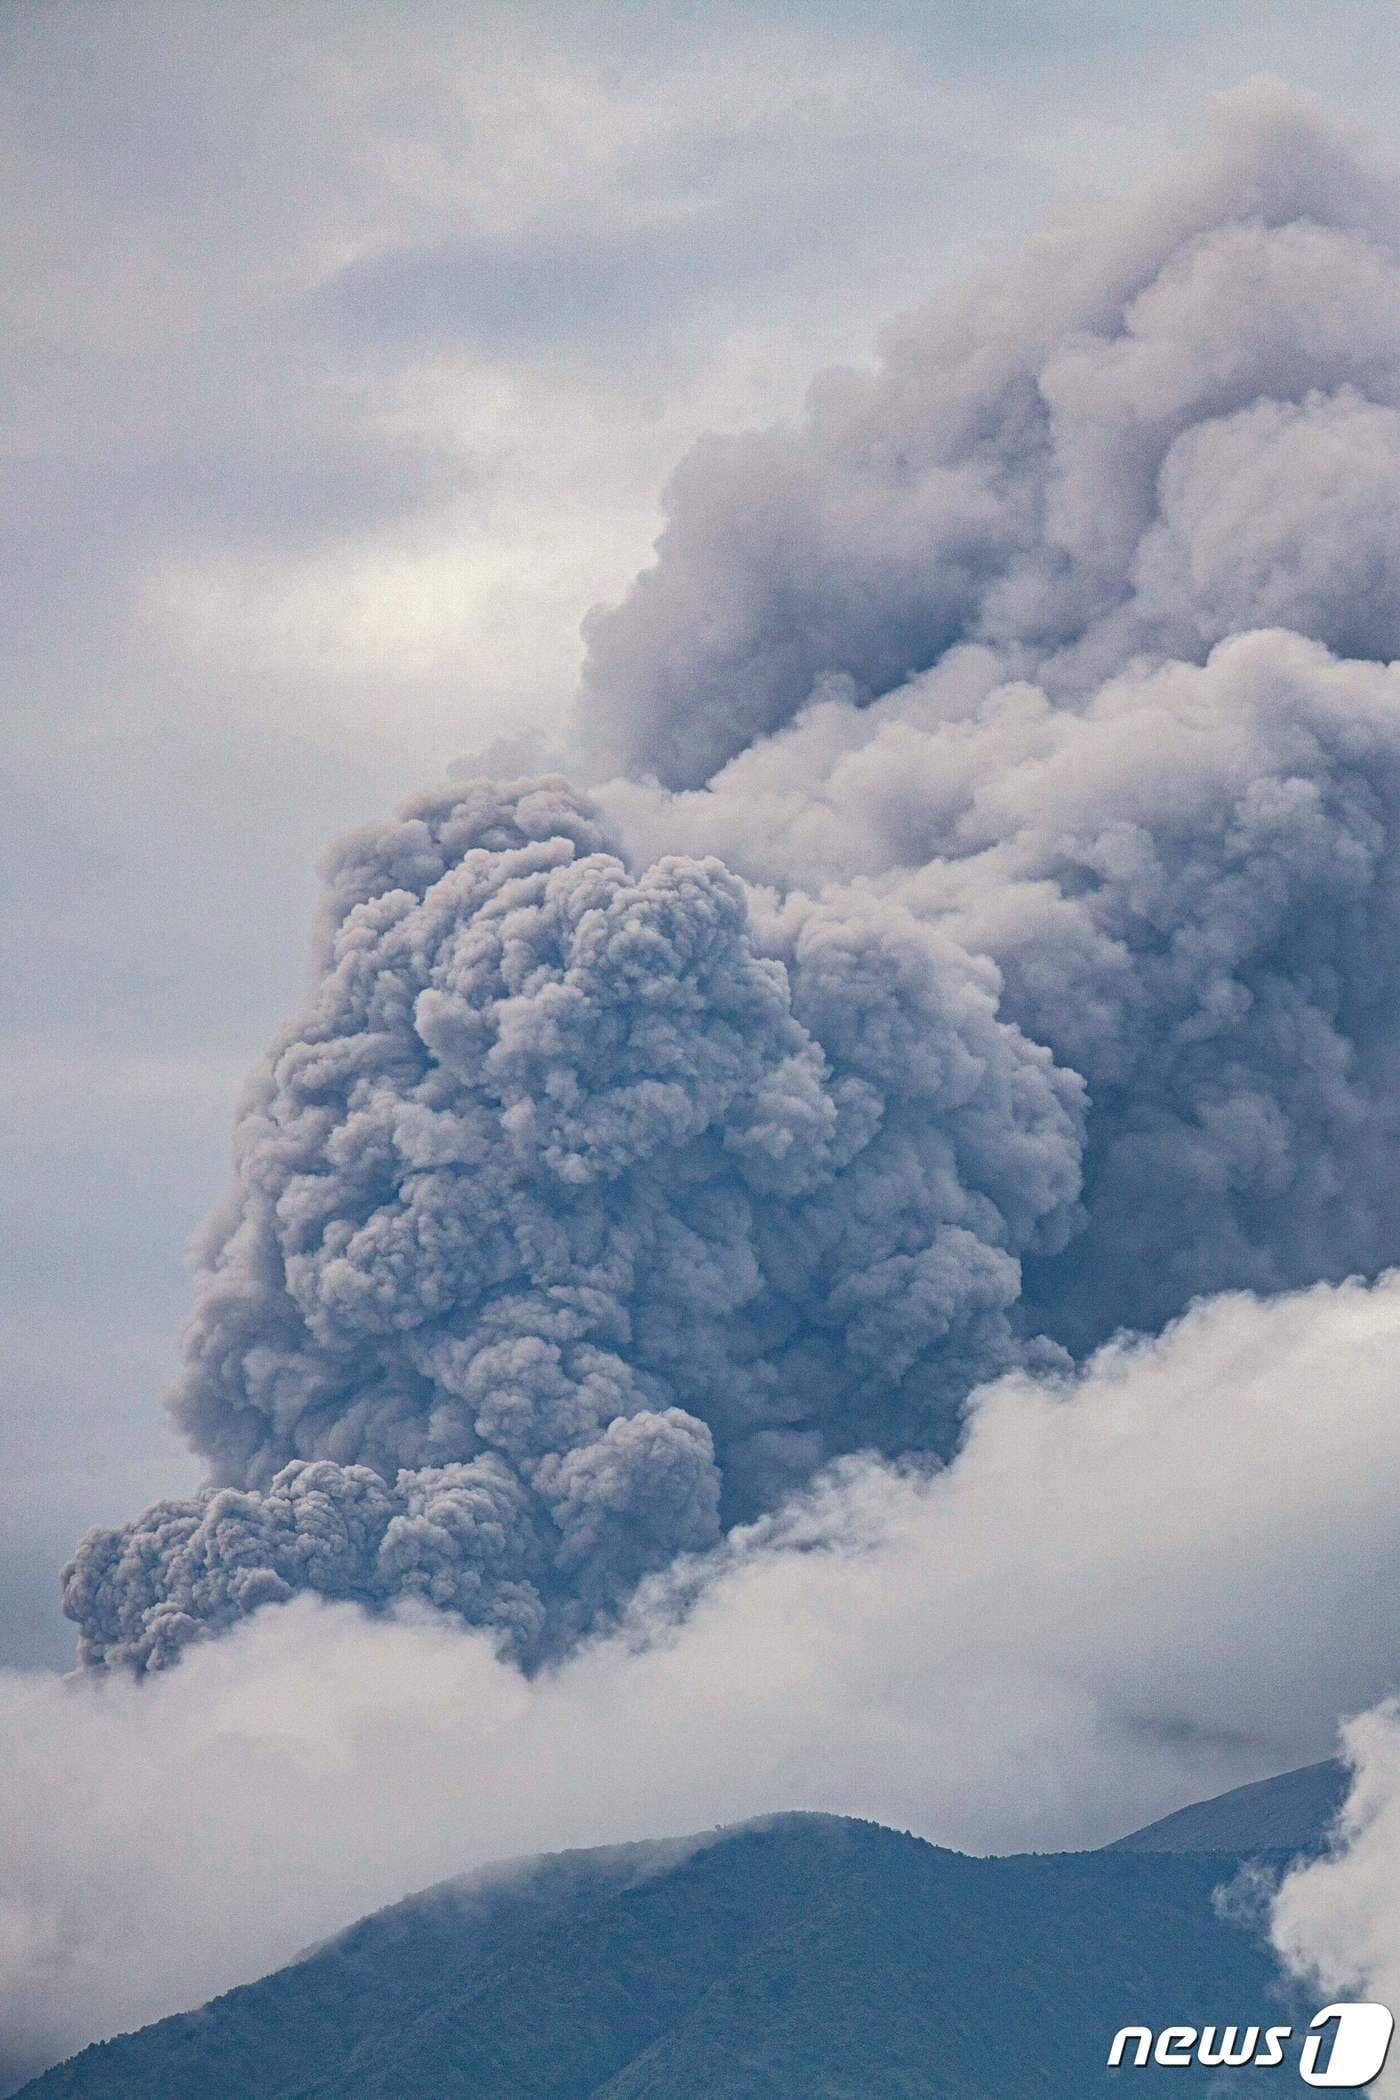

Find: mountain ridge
<box><xmin>13</xmin><ymin>1788</ymin><xmax>1329</xmax><ymax>2100</ymax></box>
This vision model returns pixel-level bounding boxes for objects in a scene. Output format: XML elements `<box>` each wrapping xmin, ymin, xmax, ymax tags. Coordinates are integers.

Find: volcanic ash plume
<box><xmin>64</xmin><ymin>778</ymin><xmax>1080</xmax><ymax>1668</ymax></box>
<box><xmin>64</xmin><ymin>79</ymin><xmax>1400</xmax><ymax>1668</ymax></box>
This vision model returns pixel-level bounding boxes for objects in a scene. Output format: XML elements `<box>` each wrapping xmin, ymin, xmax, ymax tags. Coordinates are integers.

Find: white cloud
<box><xmin>1274</xmin><ymin>1708</ymin><xmax>1400</xmax><ymax>2097</ymax></box>
<box><xmin>7</xmin><ymin>1270</ymin><xmax>1400</xmax><ymax>2080</ymax></box>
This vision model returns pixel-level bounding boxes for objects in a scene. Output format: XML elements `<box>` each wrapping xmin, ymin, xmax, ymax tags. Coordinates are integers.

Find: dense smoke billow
<box><xmin>64</xmin><ymin>778</ymin><xmax>1080</xmax><ymax>1669</ymax></box>
<box><xmin>64</xmin><ymin>79</ymin><xmax>1400</xmax><ymax>1670</ymax></box>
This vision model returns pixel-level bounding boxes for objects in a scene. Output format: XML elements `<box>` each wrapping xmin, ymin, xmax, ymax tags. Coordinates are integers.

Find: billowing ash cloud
<box><xmin>65</xmin><ymin>777</ymin><xmax>1080</xmax><ymax>1669</ymax></box>
<box><xmin>582</xmin><ymin>79</ymin><xmax>1400</xmax><ymax>787</ymax></box>
<box><xmin>64</xmin><ymin>79</ymin><xmax>1400</xmax><ymax>1668</ymax></box>
<box><xmin>605</xmin><ymin>634</ymin><xmax>1400</xmax><ymax>1351</ymax></box>
<box><xmin>595</xmin><ymin>79</ymin><xmax>1400</xmax><ymax>1349</ymax></box>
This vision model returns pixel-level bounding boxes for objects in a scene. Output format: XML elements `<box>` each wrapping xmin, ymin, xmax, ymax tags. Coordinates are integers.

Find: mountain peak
<box><xmin>1107</xmin><ymin>1760</ymin><xmax>1348</xmax><ymax>1856</ymax></box>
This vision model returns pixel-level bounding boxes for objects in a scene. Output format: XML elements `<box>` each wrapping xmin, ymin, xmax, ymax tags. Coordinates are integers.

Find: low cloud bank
<box><xmin>1273</xmin><ymin>1710</ymin><xmax>1400</xmax><ymax>2097</ymax></box>
<box><xmin>9</xmin><ymin>1272</ymin><xmax>1400</xmax><ymax>2083</ymax></box>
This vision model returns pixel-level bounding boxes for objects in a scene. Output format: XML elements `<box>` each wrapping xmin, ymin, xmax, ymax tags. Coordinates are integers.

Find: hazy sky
<box><xmin>10</xmin><ymin>0</ymin><xmax>1400</xmax><ymax>1667</ymax></box>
